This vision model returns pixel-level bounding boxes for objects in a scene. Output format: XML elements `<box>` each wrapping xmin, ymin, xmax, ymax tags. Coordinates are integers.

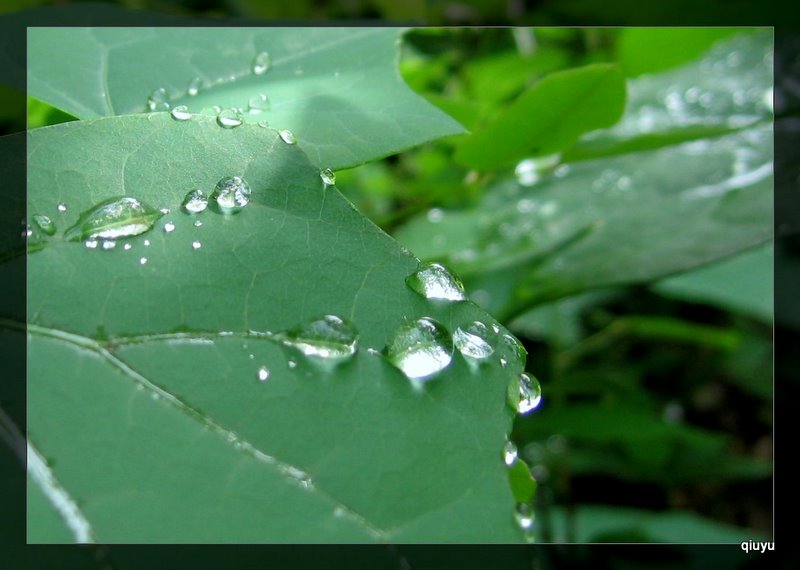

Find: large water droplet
<box><xmin>279</xmin><ymin>130</ymin><xmax>296</xmax><ymax>145</ymax></box>
<box><xmin>248</xmin><ymin>94</ymin><xmax>269</xmax><ymax>114</ymax></box>
<box><xmin>31</xmin><ymin>214</ymin><xmax>56</xmax><ymax>236</ymax></box>
<box><xmin>320</xmin><ymin>168</ymin><xmax>336</xmax><ymax>186</ymax></box>
<box><xmin>252</xmin><ymin>51</ymin><xmax>272</xmax><ymax>75</ymax></box>
<box><xmin>182</xmin><ymin>189</ymin><xmax>208</xmax><ymax>214</ymax></box>
<box><xmin>211</xmin><ymin>176</ymin><xmax>251</xmax><ymax>213</ymax></box>
<box><xmin>514</xmin><ymin>373</ymin><xmax>542</xmax><ymax>415</ymax></box>
<box><xmin>514</xmin><ymin>503</ymin><xmax>534</xmax><ymax>533</ymax></box>
<box><xmin>453</xmin><ymin>321</ymin><xmax>495</xmax><ymax>362</ymax></box>
<box><xmin>406</xmin><ymin>262</ymin><xmax>466</xmax><ymax>302</ymax></box>
<box><xmin>217</xmin><ymin>108</ymin><xmax>243</xmax><ymax>129</ymax></box>
<box><xmin>64</xmin><ymin>196</ymin><xmax>162</xmax><ymax>241</ymax></box>
<box><xmin>280</xmin><ymin>315</ymin><xmax>358</xmax><ymax>363</ymax></box>
<box><xmin>257</xmin><ymin>366</ymin><xmax>270</xmax><ymax>382</ymax></box>
<box><xmin>146</xmin><ymin>87</ymin><xmax>169</xmax><ymax>111</ymax></box>
<box><xmin>170</xmin><ymin>105</ymin><xmax>192</xmax><ymax>121</ymax></box>
<box><xmin>386</xmin><ymin>317</ymin><xmax>453</xmax><ymax>381</ymax></box>
<box><xmin>503</xmin><ymin>440</ymin><xmax>518</xmax><ymax>466</ymax></box>
<box><xmin>187</xmin><ymin>77</ymin><xmax>202</xmax><ymax>96</ymax></box>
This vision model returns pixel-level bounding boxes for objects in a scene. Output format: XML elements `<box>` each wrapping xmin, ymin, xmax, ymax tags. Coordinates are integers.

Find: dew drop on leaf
<box><xmin>193</xmin><ymin>220</ymin><xmax>203</xmax><ymax>227</ymax></box>
<box><xmin>453</xmin><ymin>321</ymin><xmax>495</xmax><ymax>362</ymax></box>
<box><xmin>257</xmin><ymin>366</ymin><xmax>270</xmax><ymax>382</ymax></box>
<box><xmin>187</xmin><ymin>77</ymin><xmax>202</xmax><ymax>96</ymax></box>
<box><xmin>64</xmin><ymin>196</ymin><xmax>163</xmax><ymax>241</ymax></box>
<box><xmin>211</xmin><ymin>176</ymin><xmax>251</xmax><ymax>213</ymax></box>
<box><xmin>170</xmin><ymin>105</ymin><xmax>192</xmax><ymax>121</ymax></box>
<box><xmin>191</xmin><ymin>240</ymin><xmax>202</xmax><ymax>250</ymax></box>
<box><xmin>146</xmin><ymin>87</ymin><xmax>169</xmax><ymax>111</ymax></box>
<box><xmin>514</xmin><ymin>373</ymin><xmax>542</xmax><ymax>415</ymax></box>
<box><xmin>163</xmin><ymin>222</ymin><xmax>176</xmax><ymax>233</ymax></box>
<box><xmin>216</xmin><ymin>108</ymin><xmax>243</xmax><ymax>129</ymax></box>
<box><xmin>139</xmin><ymin>257</ymin><xmax>148</xmax><ymax>265</ymax></box>
<box><xmin>503</xmin><ymin>440</ymin><xmax>518</xmax><ymax>466</ymax></box>
<box><xmin>252</xmin><ymin>51</ymin><xmax>272</xmax><ymax>75</ymax></box>
<box><xmin>31</xmin><ymin>214</ymin><xmax>56</xmax><ymax>236</ymax></box>
<box><xmin>406</xmin><ymin>262</ymin><xmax>466</xmax><ymax>302</ymax></box>
<box><xmin>247</xmin><ymin>94</ymin><xmax>269</xmax><ymax>114</ymax></box>
<box><xmin>385</xmin><ymin>317</ymin><xmax>453</xmax><ymax>381</ymax></box>
<box><xmin>280</xmin><ymin>315</ymin><xmax>359</xmax><ymax>363</ymax></box>
<box><xmin>123</xmin><ymin>243</ymin><xmax>132</xmax><ymax>251</ymax></box>
<box><xmin>279</xmin><ymin>129</ymin><xmax>297</xmax><ymax>144</ymax></box>
<box><xmin>101</xmin><ymin>240</ymin><xmax>116</xmax><ymax>250</ymax></box>
<box><xmin>84</xmin><ymin>239</ymin><xmax>98</xmax><ymax>249</ymax></box>
<box><xmin>182</xmin><ymin>189</ymin><xmax>208</xmax><ymax>214</ymax></box>
<box><xmin>320</xmin><ymin>168</ymin><xmax>336</xmax><ymax>186</ymax></box>
<box><xmin>513</xmin><ymin>503</ymin><xmax>534</xmax><ymax>534</ymax></box>
<box><xmin>56</xmin><ymin>202</ymin><xmax>67</xmax><ymax>213</ymax></box>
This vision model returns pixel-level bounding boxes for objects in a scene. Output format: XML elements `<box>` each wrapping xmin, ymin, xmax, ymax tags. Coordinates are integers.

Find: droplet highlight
<box><xmin>187</xmin><ymin>77</ymin><xmax>202</xmax><ymax>96</ymax></box>
<box><xmin>146</xmin><ymin>87</ymin><xmax>169</xmax><ymax>111</ymax></box>
<box><xmin>31</xmin><ymin>214</ymin><xmax>56</xmax><ymax>236</ymax></box>
<box><xmin>64</xmin><ymin>196</ymin><xmax>162</xmax><ymax>241</ymax></box>
<box><xmin>257</xmin><ymin>366</ymin><xmax>270</xmax><ymax>382</ymax></box>
<box><xmin>279</xmin><ymin>315</ymin><xmax>359</xmax><ymax>363</ymax></box>
<box><xmin>252</xmin><ymin>51</ymin><xmax>272</xmax><ymax>75</ymax></box>
<box><xmin>192</xmin><ymin>240</ymin><xmax>202</xmax><ymax>250</ymax></box>
<box><xmin>248</xmin><ymin>94</ymin><xmax>269</xmax><ymax>114</ymax></box>
<box><xmin>503</xmin><ymin>441</ymin><xmax>518</xmax><ymax>466</ymax></box>
<box><xmin>406</xmin><ymin>262</ymin><xmax>466</xmax><ymax>302</ymax></box>
<box><xmin>515</xmin><ymin>373</ymin><xmax>542</xmax><ymax>415</ymax></box>
<box><xmin>170</xmin><ymin>105</ymin><xmax>192</xmax><ymax>121</ymax></box>
<box><xmin>211</xmin><ymin>176</ymin><xmax>251</xmax><ymax>213</ymax></box>
<box><xmin>386</xmin><ymin>317</ymin><xmax>453</xmax><ymax>381</ymax></box>
<box><xmin>217</xmin><ymin>108</ymin><xmax>243</xmax><ymax>129</ymax></box>
<box><xmin>453</xmin><ymin>321</ymin><xmax>494</xmax><ymax>362</ymax></box>
<box><xmin>279</xmin><ymin>129</ymin><xmax>296</xmax><ymax>145</ymax></box>
<box><xmin>163</xmin><ymin>221</ymin><xmax>176</xmax><ymax>233</ymax></box>
<box><xmin>56</xmin><ymin>202</ymin><xmax>67</xmax><ymax>213</ymax></box>
<box><xmin>514</xmin><ymin>503</ymin><xmax>535</xmax><ymax>533</ymax></box>
<box><xmin>182</xmin><ymin>189</ymin><xmax>208</xmax><ymax>214</ymax></box>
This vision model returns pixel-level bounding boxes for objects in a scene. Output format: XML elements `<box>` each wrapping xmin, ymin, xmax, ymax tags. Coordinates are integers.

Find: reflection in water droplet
<box><xmin>453</xmin><ymin>321</ymin><xmax>495</xmax><ymax>362</ymax></box>
<box><xmin>57</xmin><ymin>202</ymin><xmax>67</xmax><ymax>213</ymax></box>
<box><xmin>503</xmin><ymin>440</ymin><xmax>518</xmax><ymax>466</ymax></box>
<box><xmin>31</xmin><ymin>214</ymin><xmax>56</xmax><ymax>236</ymax></box>
<box><xmin>248</xmin><ymin>94</ymin><xmax>270</xmax><ymax>114</ymax></box>
<box><xmin>406</xmin><ymin>262</ymin><xmax>466</xmax><ymax>302</ymax></box>
<box><xmin>163</xmin><ymin>222</ymin><xmax>176</xmax><ymax>233</ymax></box>
<box><xmin>139</xmin><ymin>257</ymin><xmax>148</xmax><ymax>265</ymax></box>
<box><xmin>514</xmin><ymin>503</ymin><xmax>535</xmax><ymax>534</ymax></box>
<box><xmin>192</xmin><ymin>240</ymin><xmax>202</xmax><ymax>250</ymax></box>
<box><xmin>279</xmin><ymin>129</ymin><xmax>297</xmax><ymax>145</ymax></box>
<box><xmin>516</xmin><ymin>373</ymin><xmax>542</xmax><ymax>415</ymax></box>
<box><xmin>101</xmin><ymin>240</ymin><xmax>116</xmax><ymax>250</ymax></box>
<box><xmin>182</xmin><ymin>189</ymin><xmax>208</xmax><ymax>214</ymax></box>
<box><xmin>252</xmin><ymin>51</ymin><xmax>272</xmax><ymax>75</ymax></box>
<box><xmin>146</xmin><ymin>87</ymin><xmax>169</xmax><ymax>111</ymax></box>
<box><xmin>257</xmin><ymin>366</ymin><xmax>270</xmax><ymax>382</ymax></box>
<box><xmin>280</xmin><ymin>315</ymin><xmax>359</xmax><ymax>363</ymax></box>
<box><xmin>170</xmin><ymin>105</ymin><xmax>192</xmax><ymax>121</ymax></box>
<box><xmin>212</xmin><ymin>176</ymin><xmax>251</xmax><ymax>213</ymax></box>
<box><xmin>217</xmin><ymin>108</ymin><xmax>243</xmax><ymax>129</ymax></box>
<box><xmin>64</xmin><ymin>196</ymin><xmax>162</xmax><ymax>241</ymax></box>
<box><xmin>386</xmin><ymin>317</ymin><xmax>453</xmax><ymax>381</ymax></box>
<box><xmin>320</xmin><ymin>168</ymin><xmax>336</xmax><ymax>186</ymax></box>
<box><xmin>84</xmin><ymin>239</ymin><xmax>98</xmax><ymax>249</ymax></box>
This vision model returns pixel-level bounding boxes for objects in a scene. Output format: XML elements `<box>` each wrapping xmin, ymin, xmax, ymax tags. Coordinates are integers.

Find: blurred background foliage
<box><xmin>3</xmin><ymin>0</ymin><xmax>793</xmax><ymax>564</ymax></box>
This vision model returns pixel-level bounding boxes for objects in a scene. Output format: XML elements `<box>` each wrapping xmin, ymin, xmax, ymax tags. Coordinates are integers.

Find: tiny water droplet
<box><xmin>212</xmin><ymin>105</ymin><xmax>222</xmax><ymax>114</ymax></box>
<box><xmin>101</xmin><ymin>240</ymin><xmax>116</xmax><ymax>250</ymax></box>
<box><xmin>194</xmin><ymin>220</ymin><xmax>203</xmax><ymax>227</ymax></box>
<box><xmin>146</xmin><ymin>87</ymin><xmax>169</xmax><ymax>111</ymax></box>
<box><xmin>170</xmin><ymin>105</ymin><xmax>192</xmax><ymax>121</ymax></box>
<box><xmin>257</xmin><ymin>120</ymin><xmax>269</xmax><ymax>128</ymax></box>
<box><xmin>406</xmin><ymin>262</ymin><xmax>466</xmax><ymax>302</ymax></box>
<box><xmin>453</xmin><ymin>321</ymin><xmax>495</xmax><ymax>361</ymax></box>
<box><xmin>143</xmin><ymin>239</ymin><xmax>151</xmax><ymax>246</ymax></box>
<box><xmin>320</xmin><ymin>168</ymin><xmax>336</xmax><ymax>186</ymax></box>
<box><xmin>123</xmin><ymin>243</ymin><xmax>132</xmax><ymax>250</ymax></box>
<box><xmin>22</xmin><ymin>225</ymin><xmax>32</xmax><ymax>239</ymax></box>
<box><xmin>287</xmin><ymin>359</ymin><xmax>297</xmax><ymax>369</ymax></box>
<box><xmin>187</xmin><ymin>77</ymin><xmax>202</xmax><ymax>96</ymax></box>
<box><xmin>279</xmin><ymin>129</ymin><xmax>296</xmax><ymax>144</ymax></box>
<box><xmin>248</xmin><ymin>94</ymin><xmax>269</xmax><ymax>114</ymax></box>
<box><xmin>31</xmin><ymin>214</ymin><xmax>56</xmax><ymax>236</ymax></box>
<box><xmin>257</xmin><ymin>366</ymin><xmax>270</xmax><ymax>382</ymax></box>
<box><xmin>163</xmin><ymin>221</ymin><xmax>176</xmax><ymax>233</ymax></box>
<box><xmin>139</xmin><ymin>257</ymin><xmax>148</xmax><ymax>265</ymax></box>
<box><xmin>216</xmin><ymin>108</ymin><xmax>243</xmax><ymax>129</ymax></box>
<box><xmin>192</xmin><ymin>240</ymin><xmax>202</xmax><ymax>250</ymax></box>
<box><xmin>386</xmin><ymin>317</ymin><xmax>453</xmax><ymax>381</ymax></box>
<box><xmin>427</xmin><ymin>208</ymin><xmax>444</xmax><ymax>223</ymax></box>
<box><xmin>503</xmin><ymin>440</ymin><xmax>518</xmax><ymax>466</ymax></box>
<box><xmin>491</xmin><ymin>324</ymin><xmax>501</xmax><ymax>334</ymax></box>
<box><xmin>84</xmin><ymin>239</ymin><xmax>98</xmax><ymax>249</ymax></box>
<box><xmin>211</xmin><ymin>176</ymin><xmax>251</xmax><ymax>213</ymax></box>
<box><xmin>64</xmin><ymin>196</ymin><xmax>162</xmax><ymax>241</ymax></box>
<box><xmin>515</xmin><ymin>373</ymin><xmax>542</xmax><ymax>415</ymax></box>
<box><xmin>280</xmin><ymin>315</ymin><xmax>359</xmax><ymax>363</ymax></box>
<box><xmin>160</xmin><ymin>208</ymin><xmax>170</xmax><ymax>215</ymax></box>
<box><xmin>57</xmin><ymin>202</ymin><xmax>67</xmax><ymax>213</ymax></box>
<box><xmin>182</xmin><ymin>189</ymin><xmax>208</xmax><ymax>214</ymax></box>
<box><xmin>514</xmin><ymin>503</ymin><xmax>534</xmax><ymax>533</ymax></box>
<box><xmin>252</xmin><ymin>51</ymin><xmax>272</xmax><ymax>75</ymax></box>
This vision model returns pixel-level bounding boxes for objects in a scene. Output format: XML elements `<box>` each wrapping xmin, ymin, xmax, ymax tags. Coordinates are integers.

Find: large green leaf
<box><xmin>396</xmin><ymin>123</ymin><xmax>773</xmax><ymax>320</ymax></box>
<box><xmin>26</xmin><ymin>27</ymin><xmax>464</xmax><ymax>169</ymax></box>
<box><xmin>19</xmin><ymin>114</ymin><xmax>524</xmax><ymax>543</ymax></box>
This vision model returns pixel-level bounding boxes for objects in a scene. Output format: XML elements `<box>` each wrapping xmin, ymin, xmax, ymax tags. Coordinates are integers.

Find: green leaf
<box><xmin>507</xmin><ymin>458</ymin><xmax>537</xmax><ymax>504</ymax></box>
<box><xmin>396</xmin><ymin>123</ymin><xmax>773</xmax><ymax>320</ymax></box>
<box><xmin>654</xmin><ymin>242</ymin><xmax>773</xmax><ymax>323</ymax></box>
<box><xmin>20</xmin><ymin>115</ymin><xmax>523</xmax><ymax>543</ymax></box>
<box><xmin>454</xmin><ymin>63</ymin><xmax>626</xmax><ymax>171</ymax></box>
<box><xmin>26</xmin><ymin>27</ymin><xmax>464</xmax><ymax>169</ymax></box>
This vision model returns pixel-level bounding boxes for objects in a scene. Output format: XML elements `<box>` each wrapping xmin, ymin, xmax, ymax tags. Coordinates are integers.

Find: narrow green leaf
<box><xmin>454</xmin><ymin>63</ymin><xmax>626</xmax><ymax>171</ymax></box>
<box><xmin>507</xmin><ymin>459</ymin><xmax>537</xmax><ymax>504</ymax></box>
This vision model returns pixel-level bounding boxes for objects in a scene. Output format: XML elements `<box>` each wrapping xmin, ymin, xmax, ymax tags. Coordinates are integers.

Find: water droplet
<box><xmin>498</xmin><ymin>333</ymin><xmax>527</xmax><ymax>370</ymax></box>
<box><xmin>192</xmin><ymin>240</ymin><xmax>202</xmax><ymax>250</ymax></box>
<box><xmin>182</xmin><ymin>189</ymin><xmax>208</xmax><ymax>214</ymax></box>
<box><xmin>194</xmin><ymin>220</ymin><xmax>203</xmax><ymax>227</ymax></box>
<box><xmin>212</xmin><ymin>105</ymin><xmax>222</xmax><ymax>114</ymax></box>
<box><xmin>491</xmin><ymin>324</ymin><xmax>501</xmax><ymax>334</ymax></box>
<box><xmin>163</xmin><ymin>221</ymin><xmax>175</xmax><ymax>233</ymax></box>
<box><xmin>386</xmin><ymin>317</ymin><xmax>453</xmax><ymax>381</ymax></box>
<box><xmin>406</xmin><ymin>262</ymin><xmax>466</xmax><ymax>302</ymax></box>
<box><xmin>257</xmin><ymin>366</ymin><xmax>270</xmax><ymax>382</ymax></box>
<box><xmin>217</xmin><ymin>108</ymin><xmax>243</xmax><ymax>129</ymax></box>
<box><xmin>146</xmin><ymin>87</ymin><xmax>169</xmax><ymax>111</ymax></box>
<box><xmin>252</xmin><ymin>51</ymin><xmax>272</xmax><ymax>75</ymax></box>
<box><xmin>31</xmin><ymin>214</ymin><xmax>56</xmax><ymax>236</ymax></box>
<box><xmin>248</xmin><ymin>94</ymin><xmax>269</xmax><ymax>114</ymax></box>
<box><xmin>101</xmin><ymin>240</ymin><xmax>116</xmax><ymax>250</ymax></box>
<box><xmin>160</xmin><ymin>208</ymin><xmax>170</xmax><ymax>215</ymax></box>
<box><xmin>143</xmin><ymin>239</ymin><xmax>151</xmax><ymax>247</ymax></box>
<box><xmin>84</xmin><ymin>239</ymin><xmax>98</xmax><ymax>249</ymax></box>
<box><xmin>187</xmin><ymin>77</ymin><xmax>202</xmax><ymax>96</ymax></box>
<box><xmin>57</xmin><ymin>202</ymin><xmax>67</xmax><ymax>213</ymax></box>
<box><xmin>515</xmin><ymin>373</ymin><xmax>542</xmax><ymax>415</ymax></box>
<box><xmin>139</xmin><ymin>257</ymin><xmax>148</xmax><ymax>265</ymax></box>
<box><xmin>64</xmin><ymin>196</ymin><xmax>162</xmax><ymax>241</ymax></box>
<box><xmin>257</xmin><ymin>120</ymin><xmax>269</xmax><ymax>128</ymax></box>
<box><xmin>320</xmin><ymin>168</ymin><xmax>336</xmax><ymax>186</ymax></box>
<box><xmin>279</xmin><ymin>315</ymin><xmax>358</xmax><ymax>363</ymax></box>
<box><xmin>453</xmin><ymin>321</ymin><xmax>495</xmax><ymax>362</ymax></box>
<box><xmin>427</xmin><ymin>208</ymin><xmax>444</xmax><ymax>223</ymax></box>
<box><xmin>514</xmin><ymin>503</ymin><xmax>534</xmax><ymax>533</ymax></box>
<box><xmin>503</xmin><ymin>440</ymin><xmax>518</xmax><ymax>466</ymax></box>
<box><xmin>279</xmin><ymin>129</ymin><xmax>296</xmax><ymax>145</ymax></box>
<box><xmin>123</xmin><ymin>243</ymin><xmax>132</xmax><ymax>251</ymax></box>
<box><xmin>211</xmin><ymin>176</ymin><xmax>251</xmax><ymax>213</ymax></box>
<box><xmin>170</xmin><ymin>105</ymin><xmax>192</xmax><ymax>121</ymax></box>
<box><xmin>287</xmin><ymin>359</ymin><xmax>297</xmax><ymax>369</ymax></box>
